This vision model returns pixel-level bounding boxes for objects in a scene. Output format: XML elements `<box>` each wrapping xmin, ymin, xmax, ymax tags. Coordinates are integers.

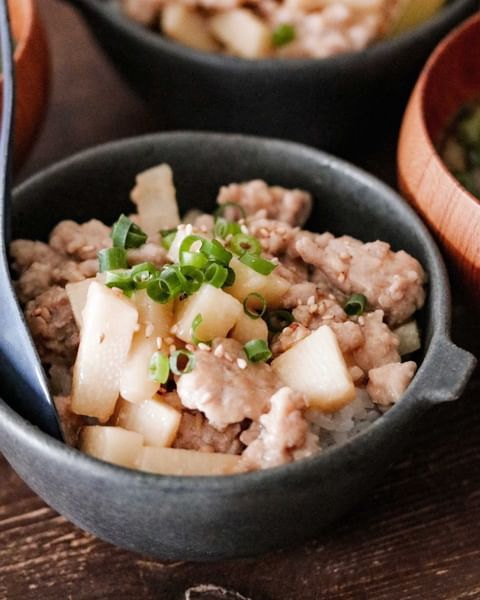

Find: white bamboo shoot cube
<box><xmin>130</xmin><ymin>163</ymin><xmax>180</xmax><ymax>239</ymax></box>
<box><xmin>79</xmin><ymin>426</ymin><xmax>144</xmax><ymax>468</ymax></box>
<box><xmin>175</xmin><ymin>284</ymin><xmax>243</xmax><ymax>343</ymax></box>
<box><xmin>65</xmin><ymin>273</ymin><xmax>106</xmax><ymax>328</ymax></box>
<box><xmin>226</xmin><ymin>257</ymin><xmax>289</xmax><ymax>308</ymax></box>
<box><xmin>162</xmin><ymin>5</ymin><xmax>219</xmax><ymax>52</ymax></box>
<box><xmin>134</xmin><ymin>289</ymin><xmax>173</xmax><ymax>337</ymax></box>
<box><xmin>209</xmin><ymin>9</ymin><xmax>271</xmax><ymax>59</ymax></box>
<box><xmin>272</xmin><ymin>326</ymin><xmax>355</xmax><ymax>412</ymax></box>
<box><xmin>115</xmin><ymin>397</ymin><xmax>181</xmax><ymax>447</ymax></box>
<box><xmin>137</xmin><ymin>446</ymin><xmax>241</xmax><ymax>476</ymax></box>
<box><xmin>230</xmin><ymin>311</ymin><xmax>268</xmax><ymax>345</ymax></box>
<box><xmin>72</xmin><ymin>282</ymin><xmax>138</xmax><ymax>421</ymax></box>
<box><xmin>120</xmin><ymin>332</ymin><xmax>161</xmax><ymax>404</ymax></box>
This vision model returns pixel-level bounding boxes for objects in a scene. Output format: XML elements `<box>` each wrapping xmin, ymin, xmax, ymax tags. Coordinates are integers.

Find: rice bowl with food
<box><xmin>11</xmin><ymin>164</ymin><xmax>426</xmax><ymax>475</ymax></box>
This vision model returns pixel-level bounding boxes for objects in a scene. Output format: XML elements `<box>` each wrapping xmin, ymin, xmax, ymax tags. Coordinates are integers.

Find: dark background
<box><xmin>1</xmin><ymin>1</ymin><xmax>479</xmax><ymax>598</ymax></box>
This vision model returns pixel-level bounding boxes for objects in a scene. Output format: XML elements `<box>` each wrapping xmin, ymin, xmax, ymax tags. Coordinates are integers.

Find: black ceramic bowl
<box><xmin>0</xmin><ymin>133</ymin><xmax>475</xmax><ymax>560</ymax></box>
<box><xmin>60</xmin><ymin>0</ymin><xmax>478</xmax><ymax>152</ymax></box>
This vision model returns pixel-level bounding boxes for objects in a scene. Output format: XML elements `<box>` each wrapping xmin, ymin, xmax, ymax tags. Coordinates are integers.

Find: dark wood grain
<box><xmin>2</xmin><ymin>2</ymin><xmax>480</xmax><ymax>599</ymax></box>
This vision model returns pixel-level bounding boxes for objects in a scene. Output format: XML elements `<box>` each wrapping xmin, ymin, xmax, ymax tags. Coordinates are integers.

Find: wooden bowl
<box><xmin>4</xmin><ymin>0</ymin><xmax>50</xmax><ymax>168</ymax></box>
<box><xmin>398</xmin><ymin>13</ymin><xmax>480</xmax><ymax>304</ymax></box>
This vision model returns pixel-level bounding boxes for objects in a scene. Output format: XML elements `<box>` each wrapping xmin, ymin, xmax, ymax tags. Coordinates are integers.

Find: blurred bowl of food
<box><xmin>398</xmin><ymin>12</ymin><xmax>480</xmax><ymax>304</ymax></box>
<box><xmin>6</xmin><ymin>0</ymin><xmax>49</xmax><ymax>169</ymax></box>
<box><xmin>60</xmin><ymin>0</ymin><xmax>477</xmax><ymax>152</ymax></box>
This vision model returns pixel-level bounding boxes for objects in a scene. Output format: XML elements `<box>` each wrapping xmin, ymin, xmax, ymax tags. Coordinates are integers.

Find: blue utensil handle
<box><xmin>419</xmin><ymin>335</ymin><xmax>477</xmax><ymax>404</ymax></box>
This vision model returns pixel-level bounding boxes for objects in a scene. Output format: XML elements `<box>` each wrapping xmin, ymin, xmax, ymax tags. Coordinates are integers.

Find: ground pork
<box><xmin>176</xmin><ymin>338</ymin><xmax>280</xmax><ymax>429</ymax></box>
<box><xmin>352</xmin><ymin>310</ymin><xmax>400</xmax><ymax>373</ymax></box>
<box><xmin>10</xmin><ymin>239</ymin><xmax>63</xmax><ymax>272</ymax></box>
<box><xmin>54</xmin><ymin>395</ymin><xmax>85</xmax><ymax>447</ymax></box>
<box><xmin>218</xmin><ymin>180</ymin><xmax>312</xmax><ymax>227</ymax></box>
<box><xmin>49</xmin><ymin>219</ymin><xmax>111</xmax><ymax>261</ymax></box>
<box><xmin>173</xmin><ymin>410</ymin><xmax>244</xmax><ymax>454</ymax></box>
<box><xmin>296</xmin><ymin>234</ymin><xmax>425</xmax><ymax>326</ymax></box>
<box><xmin>127</xmin><ymin>242</ymin><xmax>169</xmax><ymax>268</ymax></box>
<box><xmin>25</xmin><ymin>286</ymin><xmax>79</xmax><ymax>367</ymax></box>
<box><xmin>271</xmin><ymin>322</ymin><xmax>311</xmax><ymax>356</ymax></box>
<box><xmin>292</xmin><ymin>292</ymin><xmax>347</xmax><ymax>329</ymax></box>
<box><xmin>239</xmin><ymin>387</ymin><xmax>318</xmax><ymax>470</ymax></box>
<box><xmin>367</xmin><ymin>361</ymin><xmax>417</xmax><ymax>406</ymax></box>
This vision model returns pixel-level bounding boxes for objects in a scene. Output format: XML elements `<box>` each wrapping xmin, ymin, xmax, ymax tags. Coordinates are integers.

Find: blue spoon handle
<box><xmin>0</xmin><ymin>0</ymin><xmax>63</xmax><ymax>440</ymax></box>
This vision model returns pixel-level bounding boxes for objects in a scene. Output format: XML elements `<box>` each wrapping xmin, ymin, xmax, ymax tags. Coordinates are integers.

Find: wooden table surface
<box><xmin>2</xmin><ymin>2</ymin><xmax>480</xmax><ymax>598</ymax></box>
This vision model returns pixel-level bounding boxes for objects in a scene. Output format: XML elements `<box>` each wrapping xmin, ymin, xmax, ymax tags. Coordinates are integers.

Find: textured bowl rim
<box><xmin>417</xmin><ymin>11</ymin><xmax>480</xmax><ymax>207</ymax></box>
<box><xmin>1</xmin><ymin>132</ymin><xmax>452</xmax><ymax>492</ymax></box>
<box><xmin>74</xmin><ymin>0</ymin><xmax>475</xmax><ymax>71</ymax></box>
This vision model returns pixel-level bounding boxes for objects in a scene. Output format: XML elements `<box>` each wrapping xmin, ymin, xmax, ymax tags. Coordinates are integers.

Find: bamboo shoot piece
<box><xmin>226</xmin><ymin>257</ymin><xmax>289</xmax><ymax>308</ymax></box>
<box><xmin>115</xmin><ymin>396</ymin><xmax>181</xmax><ymax>447</ymax></box>
<box><xmin>79</xmin><ymin>426</ymin><xmax>144</xmax><ymax>468</ymax></box>
<box><xmin>209</xmin><ymin>9</ymin><xmax>271</xmax><ymax>59</ymax></box>
<box><xmin>130</xmin><ymin>163</ymin><xmax>180</xmax><ymax>239</ymax></box>
<box><xmin>65</xmin><ymin>273</ymin><xmax>106</xmax><ymax>328</ymax></box>
<box><xmin>230</xmin><ymin>311</ymin><xmax>268</xmax><ymax>345</ymax></box>
<box><xmin>175</xmin><ymin>284</ymin><xmax>243</xmax><ymax>343</ymax></box>
<box><xmin>137</xmin><ymin>446</ymin><xmax>242</xmax><ymax>476</ymax></box>
<box><xmin>272</xmin><ymin>326</ymin><xmax>355</xmax><ymax>412</ymax></box>
<box><xmin>162</xmin><ymin>5</ymin><xmax>219</xmax><ymax>52</ymax></box>
<box><xmin>393</xmin><ymin>320</ymin><xmax>421</xmax><ymax>356</ymax></box>
<box><xmin>72</xmin><ymin>282</ymin><xmax>138</xmax><ymax>421</ymax></box>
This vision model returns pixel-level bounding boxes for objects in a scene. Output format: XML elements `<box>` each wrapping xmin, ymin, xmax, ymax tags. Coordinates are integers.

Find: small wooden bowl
<box><xmin>398</xmin><ymin>13</ymin><xmax>480</xmax><ymax>303</ymax></box>
<box><xmin>4</xmin><ymin>0</ymin><xmax>50</xmax><ymax>169</ymax></box>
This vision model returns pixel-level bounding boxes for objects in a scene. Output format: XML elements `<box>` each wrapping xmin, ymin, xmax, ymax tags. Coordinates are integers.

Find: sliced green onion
<box><xmin>344</xmin><ymin>293</ymin><xmax>367</xmax><ymax>316</ymax></box>
<box><xmin>239</xmin><ymin>252</ymin><xmax>276</xmax><ymax>275</ymax></box>
<box><xmin>169</xmin><ymin>349</ymin><xmax>196</xmax><ymax>375</ymax></box>
<box><xmin>214</xmin><ymin>202</ymin><xmax>246</xmax><ymax>221</ymax></box>
<box><xmin>111</xmin><ymin>214</ymin><xmax>147</xmax><ymax>249</ymax></box>
<box><xmin>131</xmin><ymin>262</ymin><xmax>159</xmax><ymax>289</ymax></box>
<box><xmin>200</xmin><ymin>239</ymin><xmax>232</xmax><ymax>266</ymax></box>
<box><xmin>148</xmin><ymin>351</ymin><xmax>170</xmax><ymax>384</ymax></box>
<box><xmin>179</xmin><ymin>234</ymin><xmax>203</xmax><ymax>255</ymax></box>
<box><xmin>159</xmin><ymin>266</ymin><xmax>184</xmax><ymax>298</ymax></box>
<box><xmin>146</xmin><ymin>278</ymin><xmax>171</xmax><ymax>304</ymax></box>
<box><xmin>243</xmin><ymin>292</ymin><xmax>267</xmax><ymax>320</ymax></box>
<box><xmin>98</xmin><ymin>247</ymin><xmax>128</xmax><ymax>272</ymax></box>
<box><xmin>244</xmin><ymin>339</ymin><xmax>272</xmax><ymax>363</ymax></box>
<box><xmin>205</xmin><ymin>262</ymin><xmax>228</xmax><ymax>288</ymax></box>
<box><xmin>230</xmin><ymin>233</ymin><xmax>262</xmax><ymax>257</ymax></box>
<box><xmin>105</xmin><ymin>269</ymin><xmax>134</xmax><ymax>293</ymax></box>
<box><xmin>266</xmin><ymin>310</ymin><xmax>294</xmax><ymax>332</ymax></box>
<box><xmin>160</xmin><ymin>228</ymin><xmax>177</xmax><ymax>250</ymax></box>
<box><xmin>214</xmin><ymin>218</ymin><xmax>242</xmax><ymax>239</ymax></box>
<box><xmin>178</xmin><ymin>265</ymin><xmax>204</xmax><ymax>295</ymax></box>
<box><xmin>191</xmin><ymin>313</ymin><xmax>211</xmax><ymax>345</ymax></box>
<box><xmin>224</xmin><ymin>267</ymin><xmax>236</xmax><ymax>288</ymax></box>
<box><xmin>180</xmin><ymin>251</ymin><xmax>208</xmax><ymax>270</ymax></box>
<box><xmin>272</xmin><ymin>23</ymin><xmax>295</xmax><ymax>48</ymax></box>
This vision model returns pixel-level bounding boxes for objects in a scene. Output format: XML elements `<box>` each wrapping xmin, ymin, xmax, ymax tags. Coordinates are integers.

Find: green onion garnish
<box><xmin>239</xmin><ymin>252</ymin><xmax>276</xmax><ymax>275</ymax></box>
<box><xmin>146</xmin><ymin>278</ymin><xmax>171</xmax><ymax>304</ymax></box>
<box><xmin>111</xmin><ymin>214</ymin><xmax>148</xmax><ymax>249</ymax></box>
<box><xmin>160</xmin><ymin>228</ymin><xmax>177</xmax><ymax>250</ymax></box>
<box><xmin>131</xmin><ymin>262</ymin><xmax>159</xmax><ymax>289</ymax></box>
<box><xmin>178</xmin><ymin>265</ymin><xmax>204</xmax><ymax>295</ymax></box>
<box><xmin>230</xmin><ymin>233</ymin><xmax>262</xmax><ymax>257</ymax></box>
<box><xmin>224</xmin><ymin>266</ymin><xmax>236</xmax><ymax>288</ymax></box>
<box><xmin>179</xmin><ymin>234</ymin><xmax>204</xmax><ymax>256</ymax></box>
<box><xmin>214</xmin><ymin>202</ymin><xmax>246</xmax><ymax>221</ymax></box>
<box><xmin>191</xmin><ymin>313</ymin><xmax>210</xmax><ymax>345</ymax></box>
<box><xmin>214</xmin><ymin>217</ymin><xmax>242</xmax><ymax>239</ymax></box>
<box><xmin>200</xmin><ymin>239</ymin><xmax>232</xmax><ymax>266</ymax></box>
<box><xmin>243</xmin><ymin>339</ymin><xmax>272</xmax><ymax>363</ymax></box>
<box><xmin>159</xmin><ymin>266</ymin><xmax>184</xmax><ymax>298</ymax></box>
<box><xmin>105</xmin><ymin>269</ymin><xmax>134</xmax><ymax>293</ymax></box>
<box><xmin>266</xmin><ymin>309</ymin><xmax>294</xmax><ymax>332</ymax></box>
<box><xmin>272</xmin><ymin>23</ymin><xmax>295</xmax><ymax>48</ymax></box>
<box><xmin>344</xmin><ymin>293</ymin><xmax>367</xmax><ymax>316</ymax></box>
<box><xmin>98</xmin><ymin>247</ymin><xmax>128</xmax><ymax>272</ymax></box>
<box><xmin>243</xmin><ymin>292</ymin><xmax>267</xmax><ymax>320</ymax></box>
<box><xmin>148</xmin><ymin>351</ymin><xmax>170</xmax><ymax>384</ymax></box>
<box><xmin>180</xmin><ymin>250</ymin><xmax>208</xmax><ymax>270</ymax></box>
<box><xmin>169</xmin><ymin>349</ymin><xmax>196</xmax><ymax>375</ymax></box>
<box><xmin>205</xmin><ymin>262</ymin><xmax>229</xmax><ymax>288</ymax></box>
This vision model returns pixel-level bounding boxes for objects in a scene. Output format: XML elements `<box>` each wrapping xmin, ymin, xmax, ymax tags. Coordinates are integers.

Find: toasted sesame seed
<box><xmin>83</xmin><ymin>244</ymin><xmax>94</xmax><ymax>252</ymax></box>
<box><xmin>177</xmin><ymin>223</ymin><xmax>186</xmax><ymax>231</ymax></box>
<box><xmin>134</xmin><ymin>324</ymin><xmax>140</xmax><ymax>332</ymax></box>
<box><xmin>214</xmin><ymin>345</ymin><xmax>225</xmax><ymax>358</ymax></box>
<box><xmin>165</xmin><ymin>336</ymin><xmax>174</xmax><ymax>345</ymax></box>
<box><xmin>224</xmin><ymin>352</ymin><xmax>233</xmax><ymax>362</ymax></box>
<box><xmin>237</xmin><ymin>358</ymin><xmax>247</xmax><ymax>370</ymax></box>
<box><xmin>358</xmin><ymin>316</ymin><xmax>365</xmax><ymax>326</ymax></box>
<box><xmin>240</xmin><ymin>225</ymin><xmax>249</xmax><ymax>235</ymax></box>
<box><xmin>33</xmin><ymin>308</ymin><xmax>42</xmax><ymax>316</ymax></box>
<box><xmin>307</xmin><ymin>295</ymin><xmax>316</xmax><ymax>306</ymax></box>
<box><xmin>238</xmin><ymin>218</ymin><xmax>245</xmax><ymax>225</ymax></box>
<box><xmin>169</xmin><ymin>344</ymin><xmax>177</xmax><ymax>353</ymax></box>
<box><xmin>145</xmin><ymin>323</ymin><xmax>154</xmax><ymax>338</ymax></box>
<box><xmin>225</xmin><ymin>234</ymin><xmax>233</xmax><ymax>243</ymax></box>
<box><xmin>186</xmin><ymin>344</ymin><xmax>195</xmax><ymax>352</ymax></box>
<box><xmin>185</xmin><ymin>224</ymin><xmax>193</xmax><ymax>235</ymax></box>
<box><xmin>337</xmin><ymin>273</ymin><xmax>346</xmax><ymax>283</ymax></box>
<box><xmin>322</xmin><ymin>314</ymin><xmax>334</xmax><ymax>321</ymax></box>
<box><xmin>170</xmin><ymin>325</ymin><xmax>178</xmax><ymax>334</ymax></box>
<box><xmin>260</xmin><ymin>228</ymin><xmax>269</xmax><ymax>236</ymax></box>
<box><xmin>98</xmin><ymin>333</ymin><xmax>106</xmax><ymax>344</ymax></box>
<box><xmin>328</xmin><ymin>294</ymin><xmax>335</xmax><ymax>301</ymax></box>
<box><xmin>200</xmin><ymin>225</ymin><xmax>208</xmax><ymax>233</ymax></box>
<box><xmin>198</xmin><ymin>343</ymin><xmax>210</xmax><ymax>351</ymax></box>
<box><xmin>308</xmin><ymin>304</ymin><xmax>318</xmax><ymax>314</ymax></box>
<box><xmin>156</xmin><ymin>336</ymin><xmax>163</xmax><ymax>350</ymax></box>
<box><xmin>296</xmin><ymin>298</ymin><xmax>303</xmax><ymax>306</ymax></box>
<box><xmin>340</xmin><ymin>252</ymin><xmax>350</xmax><ymax>260</ymax></box>
<box><xmin>271</xmin><ymin>257</ymin><xmax>280</xmax><ymax>265</ymax></box>
<box><xmin>201</xmin><ymin>392</ymin><xmax>212</xmax><ymax>404</ymax></box>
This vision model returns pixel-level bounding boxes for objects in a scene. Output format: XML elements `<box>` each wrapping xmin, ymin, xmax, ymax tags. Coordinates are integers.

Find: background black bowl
<box><xmin>0</xmin><ymin>133</ymin><xmax>475</xmax><ymax>560</ymax></box>
<box><xmin>61</xmin><ymin>0</ymin><xmax>478</xmax><ymax>153</ymax></box>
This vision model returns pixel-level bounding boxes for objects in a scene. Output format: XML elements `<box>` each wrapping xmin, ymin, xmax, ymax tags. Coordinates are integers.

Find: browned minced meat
<box><xmin>173</xmin><ymin>410</ymin><xmax>244</xmax><ymax>455</ymax></box>
<box><xmin>352</xmin><ymin>310</ymin><xmax>400</xmax><ymax>373</ymax></box>
<box><xmin>239</xmin><ymin>387</ymin><xmax>318</xmax><ymax>471</ymax></box>
<box><xmin>296</xmin><ymin>234</ymin><xmax>425</xmax><ymax>326</ymax></box>
<box><xmin>367</xmin><ymin>361</ymin><xmax>417</xmax><ymax>406</ymax></box>
<box><xmin>176</xmin><ymin>338</ymin><xmax>281</xmax><ymax>430</ymax></box>
<box><xmin>49</xmin><ymin>219</ymin><xmax>111</xmax><ymax>261</ymax></box>
<box><xmin>54</xmin><ymin>395</ymin><xmax>85</xmax><ymax>447</ymax></box>
<box><xmin>218</xmin><ymin>180</ymin><xmax>312</xmax><ymax>227</ymax></box>
<box><xmin>24</xmin><ymin>286</ymin><xmax>79</xmax><ymax>367</ymax></box>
